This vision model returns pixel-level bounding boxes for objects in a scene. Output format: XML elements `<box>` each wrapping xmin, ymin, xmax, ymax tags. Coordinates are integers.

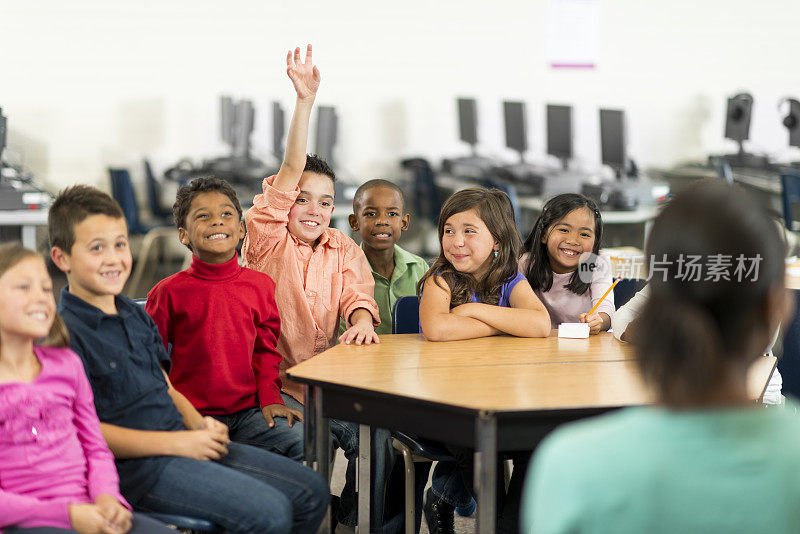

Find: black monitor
<box><xmin>547</xmin><ymin>104</ymin><xmax>573</xmax><ymax>169</ymax></box>
<box><xmin>233</xmin><ymin>100</ymin><xmax>255</xmax><ymax>159</ymax></box>
<box><xmin>783</xmin><ymin>98</ymin><xmax>800</xmax><ymax>149</ymax></box>
<box><xmin>503</xmin><ymin>101</ymin><xmax>527</xmax><ymax>162</ymax></box>
<box><xmin>315</xmin><ymin>106</ymin><xmax>338</xmax><ymax>168</ymax></box>
<box><xmin>599</xmin><ymin>108</ymin><xmax>626</xmax><ymax>178</ymax></box>
<box><xmin>0</xmin><ymin>108</ymin><xmax>6</xmax><ymax>163</ymax></box>
<box><xmin>272</xmin><ymin>101</ymin><xmax>285</xmax><ymax>159</ymax></box>
<box><xmin>724</xmin><ymin>93</ymin><xmax>753</xmax><ymax>148</ymax></box>
<box><xmin>220</xmin><ymin>96</ymin><xmax>235</xmax><ymax>148</ymax></box>
<box><xmin>457</xmin><ymin>98</ymin><xmax>478</xmax><ymax>153</ymax></box>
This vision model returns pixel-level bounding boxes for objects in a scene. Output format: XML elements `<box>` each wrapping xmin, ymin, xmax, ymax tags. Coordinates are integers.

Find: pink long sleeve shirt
<box><xmin>0</xmin><ymin>346</ymin><xmax>129</xmax><ymax>532</ymax></box>
<box><xmin>242</xmin><ymin>175</ymin><xmax>380</xmax><ymax>402</ymax></box>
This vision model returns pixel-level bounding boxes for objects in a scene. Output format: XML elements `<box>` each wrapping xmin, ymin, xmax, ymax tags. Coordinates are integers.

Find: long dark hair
<box><xmin>522</xmin><ymin>193</ymin><xmax>603</xmax><ymax>295</ymax></box>
<box><xmin>417</xmin><ymin>187</ymin><xmax>521</xmax><ymax>307</ymax></box>
<box><xmin>636</xmin><ymin>180</ymin><xmax>785</xmax><ymax>406</ymax></box>
<box><xmin>0</xmin><ymin>243</ymin><xmax>70</xmax><ymax>348</ymax></box>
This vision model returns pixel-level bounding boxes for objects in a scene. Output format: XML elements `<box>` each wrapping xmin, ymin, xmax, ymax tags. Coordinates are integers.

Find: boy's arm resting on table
<box><xmin>419</xmin><ymin>276</ymin><xmax>500</xmax><ymax>342</ymax></box>
<box><xmin>71</xmin><ymin>360</ymin><xmax>129</xmax><ymax>507</ymax></box>
<box><xmin>451</xmin><ymin>280</ymin><xmax>551</xmax><ymax>338</ymax></box>
<box><xmin>0</xmin><ymin>489</ymin><xmax>71</xmax><ymax>529</ymax></box>
<box><xmin>273</xmin><ymin>44</ymin><xmax>320</xmax><ymax>192</ymax></box>
<box><xmin>338</xmin><ymin>247</ymin><xmax>381</xmax><ymax>344</ymax></box>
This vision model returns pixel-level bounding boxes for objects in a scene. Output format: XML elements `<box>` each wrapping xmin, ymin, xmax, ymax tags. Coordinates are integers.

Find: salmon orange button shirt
<box><xmin>242</xmin><ymin>175</ymin><xmax>380</xmax><ymax>402</ymax></box>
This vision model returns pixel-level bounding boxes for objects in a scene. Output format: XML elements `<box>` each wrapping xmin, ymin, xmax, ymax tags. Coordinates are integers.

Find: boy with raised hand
<box><xmin>347</xmin><ymin>179</ymin><xmax>428</xmax><ymax>334</ymax></box>
<box><xmin>145</xmin><ymin>176</ymin><xmax>305</xmax><ymax>462</ymax></box>
<box><xmin>49</xmin><ymin>185</ymin><xmax>328</xmax><ymax>534</ymax></box>
<box><xmin>242</xmin><ymin>46</ymin><xmax>389</xmax><ymax>532</ymax></box>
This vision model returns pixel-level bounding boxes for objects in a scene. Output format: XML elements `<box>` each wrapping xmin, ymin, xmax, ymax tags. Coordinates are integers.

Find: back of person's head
<box><xmin>419</xmin><ymin>186</ymin><xmax>521</xmax><ymax>306</ymax></box>
<box><xmin>48</xmin><ymin>185</ymin><xmax>125</xmax><ymax>253</ymax></box>
<box><xmin>352</xmin><ymin>179</ymin><xmax>405</xmax><ymax>212</ymax></box>
<box><xmin>172</xmin><ymin>176</ymin><xmax>243</xmax><ymax>232</ymax></box>
<box><xmin>522</xmin><ymin>193</ymin><xmax>603</xmax><ymax>295</ymax></box>
<box><xmin>637</xmin><ymin>179</ymin><xmax>786</xmax><ymax>406</ymax></box>
<box><xmin>304</xmin><ymin>154</ymin><xmax>336</xmax><ymax>182</ymax></box>
<box><xmin>0</xmin><ymin>243</ymin><xmax>69</xmax><ymax>347</ymax></box>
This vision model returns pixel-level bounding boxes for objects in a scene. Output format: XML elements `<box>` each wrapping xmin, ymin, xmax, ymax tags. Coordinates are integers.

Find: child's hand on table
<box><xmin>579</xmin><ymin>312</ymin><xmax>604</xmax><ymax>335</ymax></box>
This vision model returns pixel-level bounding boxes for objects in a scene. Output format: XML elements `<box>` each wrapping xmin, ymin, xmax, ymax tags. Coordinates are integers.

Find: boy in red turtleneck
<box><xmin>146</xmin><ymin>176</ymin><xmax>305</xmax><ymax>462</ymax></box>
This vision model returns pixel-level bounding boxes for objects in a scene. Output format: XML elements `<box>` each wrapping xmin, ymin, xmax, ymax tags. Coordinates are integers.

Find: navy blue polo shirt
<box><xmin>58</xmin><ymin>287</ymin><xmax>185</xmax><ymax>504</ymax></box>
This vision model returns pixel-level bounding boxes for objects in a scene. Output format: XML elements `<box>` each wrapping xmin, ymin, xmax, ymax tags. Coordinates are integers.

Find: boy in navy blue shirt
<box><xmin>49</xmin><ymin>185</ymin><xmax>328</xmax><ymax>534</ymax></box>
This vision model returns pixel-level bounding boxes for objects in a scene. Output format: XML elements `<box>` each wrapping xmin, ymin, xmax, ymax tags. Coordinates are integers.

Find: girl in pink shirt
<box><xmin>0</xmin><ymin>244</ymin><xmax>171</xmax><ymax>534</ymax></box>
<box><xmin>520</xmin><ymin>193</ymin><xmax>615</xmax><ymax>334</ymax></box>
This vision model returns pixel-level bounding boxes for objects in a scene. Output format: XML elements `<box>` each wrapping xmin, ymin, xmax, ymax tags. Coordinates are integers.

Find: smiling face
<box><xmin>0</xmin><ymin>255</ymin><xmax>55</xmax><ymax>342</ymax></box>
<box><xmin>52</xmin><ymin>214</ymin><xmax>132</xmax><ymax>309</ymax></box>
<box><xmin>442</xmin><ymin>208</ymin><xmax>499</xmax><ymax>279</ymax></box>
<box><xmin>542</xmin><ymin>207</ymin><xmax>597</xmax><ymax>274</ymax></box>
<box><xmin>350</xmin><ymin>186</ymin><xmax>409</xmax><ymax>253</ymax></box>
<box><xmin>287</xmin><ymin>171</ymin><xmax>335</xmax><ymax>246</ymax></box>
<box><xmin>179</xmin><ymin>191</ymin><xmax>245</xmax><ymax>264</ymax></box>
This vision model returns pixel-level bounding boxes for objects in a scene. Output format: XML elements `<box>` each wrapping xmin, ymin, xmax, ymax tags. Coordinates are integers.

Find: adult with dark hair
<box><xmin>522</xmin><ymin>180</ymin><xmax>800</xmax><ymax>533</ymax></box>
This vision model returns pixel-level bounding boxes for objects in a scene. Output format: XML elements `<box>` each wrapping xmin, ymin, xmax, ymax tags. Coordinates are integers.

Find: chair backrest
<box><xmin>108</xmin><ymin>168</ymin><xmax>145</xmax><ymax>234</ymax></box>
<box><xmin>781</xmin><ymin>172</ymin><xmax>800</xmax><ymax>231</ymax></box>
<box><xmin>778</xmin><ymin>289</ymin><xmax>800</xmax><ymax>399</ymax></box>
<box><xmin>613</xmin><ymin>278</ymin><xmax>647</xmax><ymax>310</ymax></box>
<box><xmin>401</xmin><ymin>158</ymin><xmax>441</xmax><ymax>226</ymax></box>
<box><xmin>143</xmin><ymin>159</ymin><xmax>171</xmax><ymax>220</ymax></box>
<box><xmin>392</xmin><ymin>295</ymin><xmax>420</xmax><ymax>334</ymax></box>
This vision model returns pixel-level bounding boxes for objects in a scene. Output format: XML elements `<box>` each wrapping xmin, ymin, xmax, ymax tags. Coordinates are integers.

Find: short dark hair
<box><xmin>48</xmin><ymin>185</ymin><xmax>125</xmax><ymax>253</ymax></box>
<box><xmin>304</xmin><ymin>154</ymin><xmax>336</xmax><ymax>182</ymax></box>
<box><xmin>172</xmin><ymin>176</ymin><xmax>243</xmax><ymax>233</ymax></box>
<box><xmin>636</xmin><ymin>179</ymin><xmax>785</xmax><ymax>406</ymax></box>
<box><xmin>352</xmin><ymin>179</ymin><xmax>405</xmax><ymax>212</ymax></box>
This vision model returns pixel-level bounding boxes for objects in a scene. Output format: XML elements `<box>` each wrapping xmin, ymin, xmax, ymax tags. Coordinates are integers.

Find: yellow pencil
<box><xmin>587</xmin><ymin>278</ymin><xmax>620</xmax><ymax>315</ymax></box>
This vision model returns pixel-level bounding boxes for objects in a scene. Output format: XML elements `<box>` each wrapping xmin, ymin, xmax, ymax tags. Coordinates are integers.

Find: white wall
<box><xmin>2</xmin><ymin>0</ymin><xmax>799</xmax><ymax>192</ymax></box>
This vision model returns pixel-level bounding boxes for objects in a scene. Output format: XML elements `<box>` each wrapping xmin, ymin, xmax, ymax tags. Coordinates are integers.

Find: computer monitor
<box><xmin>272</xmin><ymin>101</ymin><xmax>285</xmax><ymax>159</ymax></box>
<box><xmin>457</xmin><ymin>98</ymin><xmax>478</xmax><ymax>153</ymax></box>
<box><xmin>315</xmin><ymin>106</ymin><xmax>338</xmax><ymax>168</ymax></box>
<box><xmin>0</xmin><ymin>109</ymin><xmax>6</xmax><ymax>163</ymax></box>
<box><xmin>233</xmin><ymin>100</ymin><xmax>255</xmax><ymax>159</ymax></box>
<box><xmin>220</xmin><ymin>96</ymin><xmax>235</xmax><ymax>148</ymax></box>
<box><xmin>503</xmin><ymin>101</ymin><xmax>527</xmax><ymax>162</ymax></box>
<box><xmin>599</xmin><ymin>108</ymin><xmax>626</xmax><ymax>178</ymax></box>
<box><xmin>547</xmin><ymin>104</ymin><xmax>573</xmax><ymax>169</ymax></box>
<box><xmin>783</xmin><ymin>98</ymin><xmax>800</xmax><ymax>149</ymax></box>
<box><xmin>724</xmin><ymin>93</ymin><xmax>753</xmax><ymax>147</ymax></box>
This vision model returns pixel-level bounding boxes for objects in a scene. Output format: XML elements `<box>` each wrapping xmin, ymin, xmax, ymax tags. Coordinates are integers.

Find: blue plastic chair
<box><xmin>143</xmin><ymin>160</ymin><xmax>173</xmax><ymax>224</ymax></box>
<box><xmin>108</xmin><ymin>168</ymin><xmax>155</xmax><ymax>235</ymax></box>
<box><xmin>613</xmin><ymin>278</ymin><xmax>647</xmax><ymax>310</ymax></box>
<box><xmin>142</xmin><ymin>513</ymin><xmax>219</xmax><ymax>533</ymax></box>
<box><xmin>780</xmin><ymin>171</ymin><xmax>800</xmax><ymax>231</ymax></box>
<box><xmin>391</xmin><ymin>295</ymin><xmax>420</xmax><ymax>334</ymax></box>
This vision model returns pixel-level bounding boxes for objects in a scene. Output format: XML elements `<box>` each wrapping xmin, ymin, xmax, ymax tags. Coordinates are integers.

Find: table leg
<box><xmin>357</xmin><ymin>424</ymin><xmax>371</xmax><ymax>533</ymax></box>
<box><xmin>304</xmin><ymin>387</ymin><xmax>316</xmax><ymax>468</ymax></box>
<box><xmin>475</xmin><ymin>411</ymin><xmax>497</xmax><ymax>534</ymax></box>
<box><xmin>312</xmin><ymin>386</ymin><xmax>331</xmax><ymax>534</ymax></box>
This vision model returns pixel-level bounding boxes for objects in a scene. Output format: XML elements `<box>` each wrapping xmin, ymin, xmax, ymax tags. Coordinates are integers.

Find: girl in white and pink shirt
<box><xmin>520</xmin><ymin>194</ymin><xmax>615</xmax><ymax>334</ymax></box>
<box><xmin>0</xmin><ymin>244</ymin><xmax>171</xmax><ymax>534</ymax></box>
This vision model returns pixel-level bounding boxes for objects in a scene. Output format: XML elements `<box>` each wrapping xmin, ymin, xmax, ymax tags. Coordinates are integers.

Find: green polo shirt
<box><xmin>340</xmin><ymin>244</ymin><xmax>429</xmax><ymax>335</ymax></box>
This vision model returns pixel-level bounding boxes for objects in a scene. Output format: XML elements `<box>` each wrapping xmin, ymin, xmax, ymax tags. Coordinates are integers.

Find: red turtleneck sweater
<box><xmin>146</xmin><ymin>254</ymin><xmax>283</xmax><ymax>414</ymax></box>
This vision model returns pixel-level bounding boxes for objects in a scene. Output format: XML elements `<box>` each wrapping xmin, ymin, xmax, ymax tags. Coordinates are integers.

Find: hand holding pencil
<box><xmin>579</xmin><ymin>278</ymin><xmax>619</xmax><ymax>335</ymax></box>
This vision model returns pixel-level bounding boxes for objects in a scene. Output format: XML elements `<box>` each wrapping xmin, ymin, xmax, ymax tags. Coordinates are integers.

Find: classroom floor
<box><xmin>330</xmin><ymin>450</ymin><xmax>477</xmax><ymax>534</ymax></box>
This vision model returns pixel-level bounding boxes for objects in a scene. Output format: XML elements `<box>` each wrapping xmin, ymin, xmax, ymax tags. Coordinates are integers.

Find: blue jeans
<box><xmin>282</xmin><ymin>393</ymin><xmax>394</xmax><ymax>532</ymax></box>
<box><xmin>212</xmin><ymin>406</ymin><xmax>305</xmax><ymax>462</ymax></box>
<box><xmin>430</xmin><ymin>461</ymin><xmax>474</xmax><ymax>508</ymax></box>
<box><xmin>5</xmin><ymin>514</ymin><xmax>173</xmax><ymax>534</ymax></box>
<box><xmin>136</xmin><ymin>441</ymin><xmax>328</xmax><ymax>534</ymax></box>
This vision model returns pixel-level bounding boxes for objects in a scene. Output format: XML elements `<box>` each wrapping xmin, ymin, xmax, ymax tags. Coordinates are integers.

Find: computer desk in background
<box><xmin>0</xmin><ymin>208</ymin><xmax>49</xmax><ymax>249</ymax></box>
<box><xmin>288</xmin><ymin>332</ymin><xmax>776</xmax><ymax>534</ymax></box>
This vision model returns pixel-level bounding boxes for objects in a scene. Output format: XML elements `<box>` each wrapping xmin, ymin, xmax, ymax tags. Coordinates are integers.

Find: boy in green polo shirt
<box><xmin>347</xmin><ymin>179</ymin><xmax>428</xmax><ymax>334</ymax></box>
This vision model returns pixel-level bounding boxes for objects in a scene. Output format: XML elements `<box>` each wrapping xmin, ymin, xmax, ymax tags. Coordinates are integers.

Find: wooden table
<box><xmin>288</xmin><ymin>332</ymin><xmax>776</xmax><ymax>534</ymax></box>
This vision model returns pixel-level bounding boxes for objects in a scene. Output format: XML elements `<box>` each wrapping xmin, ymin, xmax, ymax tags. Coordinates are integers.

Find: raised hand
<box><xmin>286</xmin><ymin>44</ymin><xmax>321</xmax><ymax>101</ymax></box>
